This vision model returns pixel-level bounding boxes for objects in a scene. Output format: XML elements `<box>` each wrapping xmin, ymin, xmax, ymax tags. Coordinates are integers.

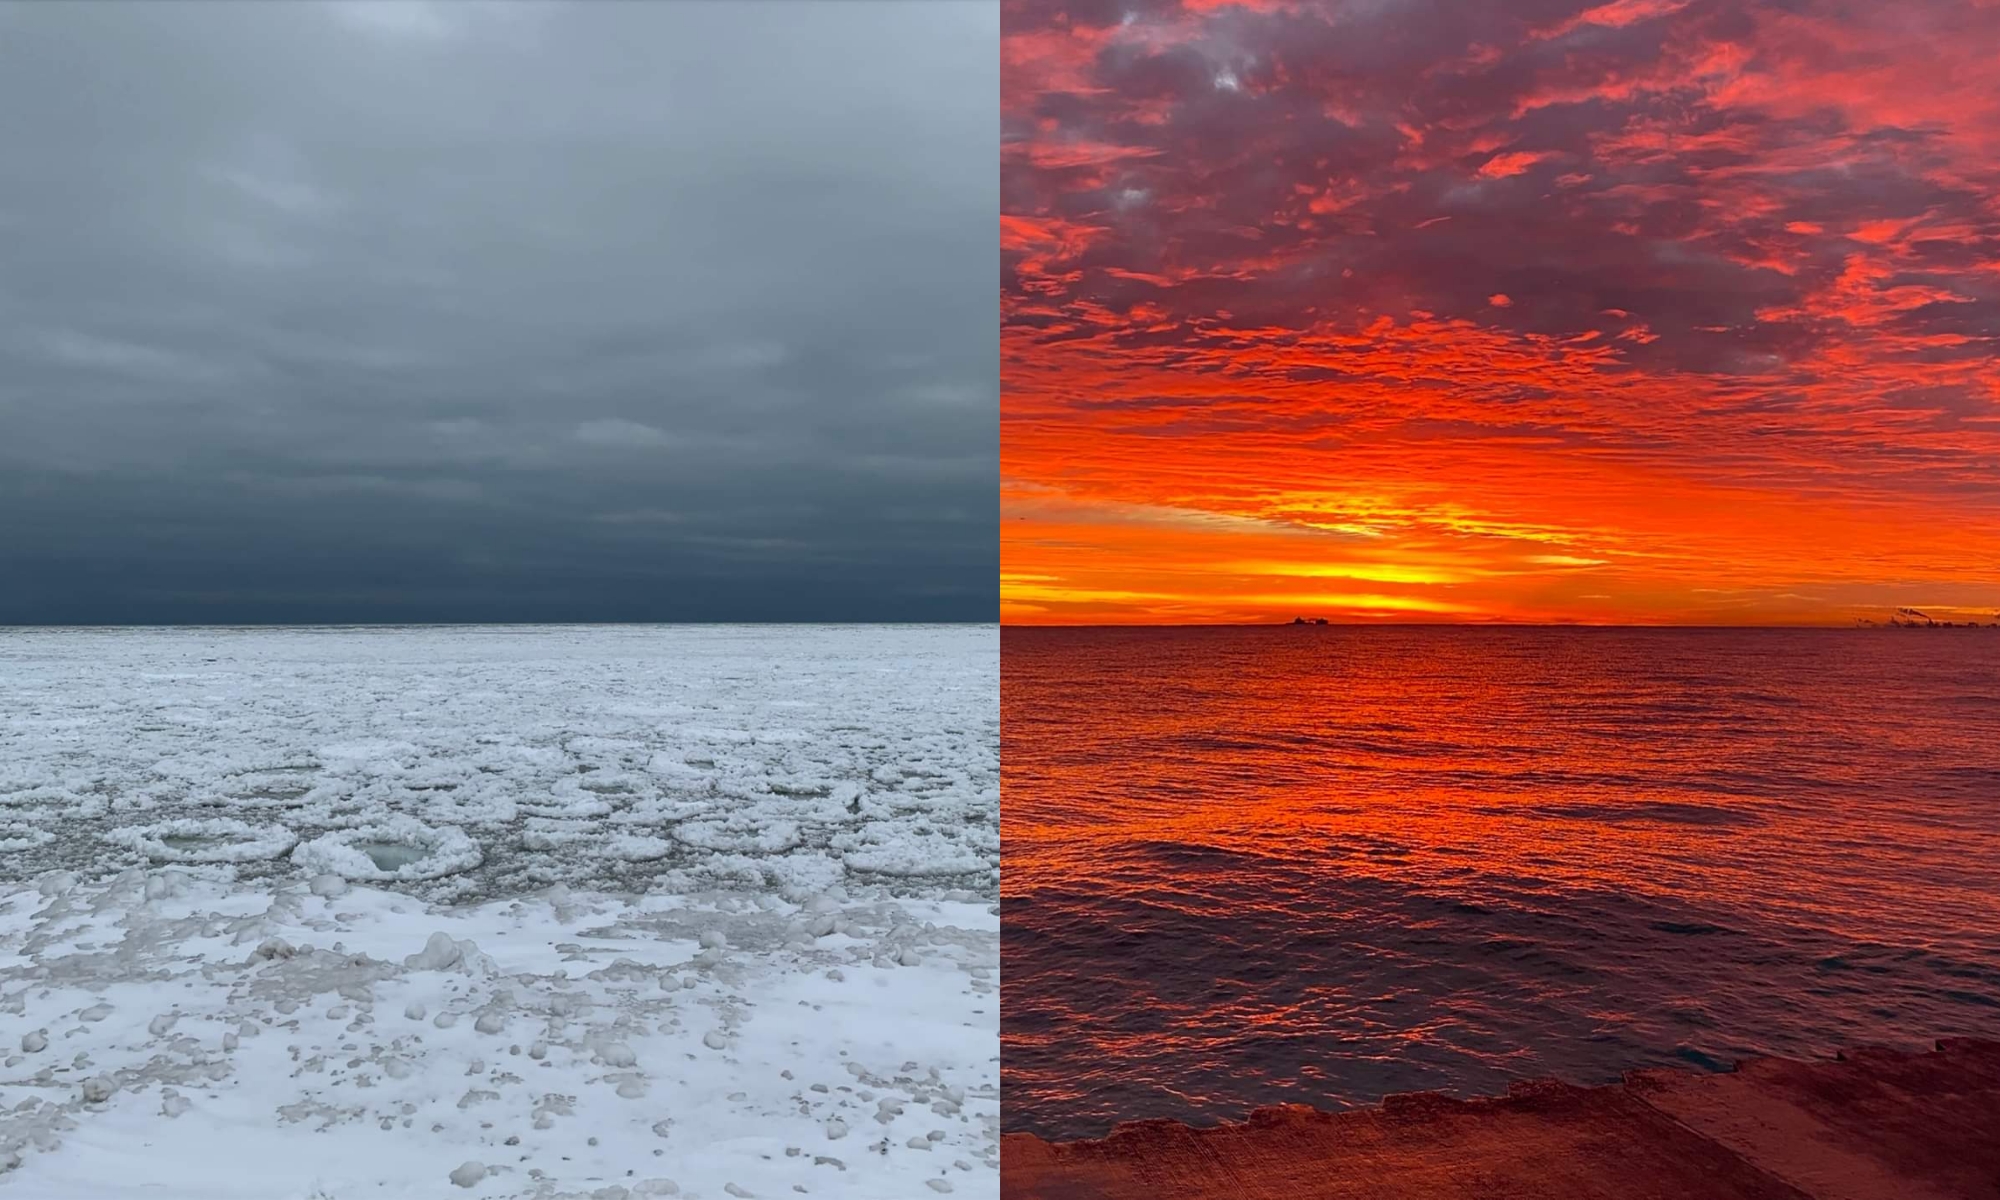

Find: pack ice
<box><xmin>0</xmin><ymin>626</ymin><xmax>998</xmax><ymax>1199</ymax></box>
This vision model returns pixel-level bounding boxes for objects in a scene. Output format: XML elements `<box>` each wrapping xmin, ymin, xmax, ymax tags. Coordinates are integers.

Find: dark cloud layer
<box><xmin>0</xmin><ymin>0</ymin><xmax>997</xmax><ymax>623</ymax></box>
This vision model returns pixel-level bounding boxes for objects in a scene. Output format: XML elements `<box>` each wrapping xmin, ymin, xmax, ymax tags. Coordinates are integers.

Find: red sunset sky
<box><xmin>1001</xmin><ymin>0</ymin><xmax>2000</xmax><ymax>625</ymax></box>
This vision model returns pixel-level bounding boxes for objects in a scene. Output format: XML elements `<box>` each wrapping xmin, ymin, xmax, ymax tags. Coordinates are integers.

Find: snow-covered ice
<box><xmin>0</xmin><ymin>626</ymin><xmax>997</xmax><ymax>1198</ymax></box>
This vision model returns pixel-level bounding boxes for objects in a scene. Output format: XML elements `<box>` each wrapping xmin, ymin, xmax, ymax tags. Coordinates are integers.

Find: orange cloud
<box><xmin>1001</xmin><ymin>0</ymin><xmax>2000</xmax><ymax>626</ymax></box>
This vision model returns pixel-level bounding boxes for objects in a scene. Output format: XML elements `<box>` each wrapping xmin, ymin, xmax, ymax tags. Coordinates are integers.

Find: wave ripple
<box><xmin>1002</xmin><ymin>627</ymin><xmax>2000</xmax><ymax>1139</ymax></box>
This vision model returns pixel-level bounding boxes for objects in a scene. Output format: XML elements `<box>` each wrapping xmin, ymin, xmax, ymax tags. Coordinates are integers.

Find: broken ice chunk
<box><xmin>449</xmin><ymin>1161</ymin><xmax>487</xmax><ymax>1188</ymax></box>
<box><xmin>405</xmin><ymin>931</ymin><xmax>465</xmax><ymax>972</ymax></box>
<box><xmin>599</xmin><ymin>1041</ymin><xmax>638</xmax><ymax>1068</ymax></box>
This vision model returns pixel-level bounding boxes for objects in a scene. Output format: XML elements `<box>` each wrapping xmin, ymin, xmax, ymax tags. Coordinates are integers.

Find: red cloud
<box><xmin>1002</xmin><ymin>0</ymin><xmax>2000</xmax><ymax>625</ymax></box>
<box><xmin>1476</xmin><ymin>151</ymin><xmax>1556</xmax><ymax>179</ymax></box>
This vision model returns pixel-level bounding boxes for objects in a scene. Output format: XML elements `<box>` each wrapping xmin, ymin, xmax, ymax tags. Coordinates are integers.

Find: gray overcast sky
<box><xmin>0</xmin><ymin>0</ymin><xmax>996</xmax><ymax>624</ymax></box>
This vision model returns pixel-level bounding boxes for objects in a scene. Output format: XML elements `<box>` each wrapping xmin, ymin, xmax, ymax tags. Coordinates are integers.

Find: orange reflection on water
<box><xmin>1001</xmin><ymin>626</ymin><xmax>2000</xmax><ymax>1139</ymax></box>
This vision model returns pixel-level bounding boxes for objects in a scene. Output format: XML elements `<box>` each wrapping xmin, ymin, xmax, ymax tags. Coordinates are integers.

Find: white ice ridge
<box><xmin>0</xmin><ymin>869</ymin><xmax>1000</xmax><ymax>1199</ymax></box>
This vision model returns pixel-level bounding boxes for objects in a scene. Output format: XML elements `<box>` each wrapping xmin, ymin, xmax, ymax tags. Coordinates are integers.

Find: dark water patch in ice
<box><xmin>356</xmin><ymin>842</ymin><xmax>430</xmax><ymax>873</ymax></box>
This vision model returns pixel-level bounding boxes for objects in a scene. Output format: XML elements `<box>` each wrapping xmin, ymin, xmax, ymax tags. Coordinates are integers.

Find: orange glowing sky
<box><xmin>1001</xmin><ymin>0</ymin><xmax>2000</xmax><ymax>625</ymax></box>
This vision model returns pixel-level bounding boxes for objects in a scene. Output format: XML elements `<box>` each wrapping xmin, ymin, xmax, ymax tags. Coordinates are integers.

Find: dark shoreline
<box><xmin>1002</xmin><ymin>1038</ymin><xmax>2000</xmax><ymax>1199</ymax></box>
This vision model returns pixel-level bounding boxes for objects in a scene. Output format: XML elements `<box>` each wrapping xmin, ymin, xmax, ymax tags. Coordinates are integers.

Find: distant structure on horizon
<box><xmin>1290</xmin><ymin>616</ymin><xmax>1331</xmax><ymax>626</ymax></box>
<box><xmin>1858</xmin><ymin>608</ymin><xmax>2000</xmax><ymax>628</ymax></box>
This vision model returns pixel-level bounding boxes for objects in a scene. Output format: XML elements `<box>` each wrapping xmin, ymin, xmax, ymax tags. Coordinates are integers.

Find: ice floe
<box><xmin>0</xmin><ymin>626</ymin><xmax>997</xmax><ymax>901</ymax></box>
<box><xmin>104</xmin><ymin>817</ymin><xmax>299</xmax><ymax>864</ymax></box>
<box><xmin>292</xmin><ymin>816</ymin><xmax>485</xmax><ymax>882</ymax></box>
<box><xmin>0</xmin><ymin>825</ymin><xmax>55</xmax><ymax>854</ymax></box>
<box><xmin>0</xmin><ymin>626</ymin><xmax>998</xmax><ymax>1198</ymax></box>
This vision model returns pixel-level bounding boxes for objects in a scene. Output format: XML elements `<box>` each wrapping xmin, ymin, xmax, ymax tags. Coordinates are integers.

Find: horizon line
<box><xmin>0</xmin><ymin>619</ymin><xmax>1001</xmax><ymax>631</ymax></box>
<box><xmin>1001</xmin><ymin>619</ymin><xmax>1998</xmax><ymax>630</ymax></box>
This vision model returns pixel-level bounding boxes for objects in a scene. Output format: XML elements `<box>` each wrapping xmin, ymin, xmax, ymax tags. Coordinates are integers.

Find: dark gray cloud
<box><xmin>0</xmin><ymin>0</ymin><xmax>997</xmax><ymax>623</ymax></box>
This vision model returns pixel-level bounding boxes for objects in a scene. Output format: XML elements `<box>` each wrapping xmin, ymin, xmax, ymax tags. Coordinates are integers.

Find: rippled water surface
<box><xmin>1002</xmin><ymin>626</ymin><xmax>2000</xmax><ymax>1139</ymax></box>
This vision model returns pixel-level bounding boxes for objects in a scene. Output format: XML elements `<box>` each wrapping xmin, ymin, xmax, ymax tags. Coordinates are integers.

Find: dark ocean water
<box><xmin>1001</xmin><ymin>626</ymin><xmax>2000</xmax><ymax>1139</ymax></box>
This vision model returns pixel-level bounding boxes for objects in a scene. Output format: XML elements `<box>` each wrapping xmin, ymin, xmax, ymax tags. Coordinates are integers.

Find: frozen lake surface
<box><xmin>0</xmin><ymin>625</ymin><xmax>998</xmax><ymax>900</ymax></box>
<box><xmin>1</xmin><ymin>625</ymin><xmax>998</xmax><ymax>1198</ymax></box>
